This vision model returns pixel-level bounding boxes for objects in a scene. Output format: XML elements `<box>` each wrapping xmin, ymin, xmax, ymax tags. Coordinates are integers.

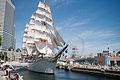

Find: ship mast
<box><xmin>44</xmin><ymin>0</ymin><xmax>45</xmax><ymax>3</ymax></box>
<box><xmin>37</xmin><ymin>0</ymin><xmax>45</xmax><ymax>4</ymax></box>
<box><xmin>22</xmin><ymin>0</ymin><xmax>66</xmax><ymax>56</ymax></box>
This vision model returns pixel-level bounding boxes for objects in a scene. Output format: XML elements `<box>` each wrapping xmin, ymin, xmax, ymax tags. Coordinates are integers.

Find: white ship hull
<box><xmin>26</xmin><ymin>58</ymin><xmax>56</xmax><ymax>75</ymax></box>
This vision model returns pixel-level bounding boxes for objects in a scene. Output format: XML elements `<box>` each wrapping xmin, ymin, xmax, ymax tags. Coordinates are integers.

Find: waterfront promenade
<box><xmin>1</xmin><ymin>60</ymin><xmax>120</xmax><ymax>80</ymax></box>
<box><xmin>56</xmin><ymin>61</ymin><xmax>120</xmax><ymax>78</ymax></box>
<box><xmin>72</xmin><ymin>68</ymin><xmax>120</xmax><ymax>78</ymax></box>
<box><xmin>0</xmin><ymin>71</ymin><xmax>6</xmax><ymax>80</ymax></box>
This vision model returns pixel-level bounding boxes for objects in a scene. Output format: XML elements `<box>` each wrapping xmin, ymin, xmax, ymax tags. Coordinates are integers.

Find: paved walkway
<box><xmin>0</xmin><ymin>71</ymin><xmax>7</xmax><ymax>80</ymax></box>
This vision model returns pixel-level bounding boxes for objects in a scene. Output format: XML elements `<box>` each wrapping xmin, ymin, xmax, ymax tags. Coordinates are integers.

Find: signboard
<box><xmin>106</xmin><ymin>57</ymin><xmax>109</xmax><ymax>65</ymax></box>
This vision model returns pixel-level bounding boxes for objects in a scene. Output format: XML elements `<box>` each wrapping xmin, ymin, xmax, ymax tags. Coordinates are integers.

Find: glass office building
<box><xmin>0</xmin><ymin>0</ymin><xmax>15</xmax><ymax>53</ymax></box>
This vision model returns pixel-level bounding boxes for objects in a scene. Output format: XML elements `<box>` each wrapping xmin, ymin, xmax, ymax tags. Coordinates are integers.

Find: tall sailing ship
<box><xmin>22</xmin><ymin>0</ymin><xmax>68</xmax><ymax>75</ymax></box>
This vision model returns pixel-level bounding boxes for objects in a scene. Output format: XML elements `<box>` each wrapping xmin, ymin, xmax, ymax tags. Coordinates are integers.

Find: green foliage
<box><xmin>4</xmin><ymin>56</ymin><xmax>8</xmax><ymax>61</ymax></box>
<box><xmin>0</xmin><ymin>53</ymin><xmax>4</xmax><ymax>60</ymax></box>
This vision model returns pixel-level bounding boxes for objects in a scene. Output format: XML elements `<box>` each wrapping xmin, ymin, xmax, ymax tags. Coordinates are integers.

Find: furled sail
<box><xmin>26</xmin><ymin>47</ymin><xmax>33</xmax><ymax>55</ymax></box>
<box><xmin>36</xmin><ymin>8</ymin><xmax>52</xmax><ymax>20</ymax></box>
<box><xmin>31</xmin><ymin>13</ymin><xmax>53</xmax><ymax>27</ymax></box>
<box><xmin>29</xmin><ymin>19</ymin><xmax>35</xmax><ymax>25</ymax></box>
<box><xmin>23</xmin><ymin>37</ymin><xmax>27</xmax><ymax>43</ymax></box>
<box><xmin>38</xmin><ymin>1</ymin><xmax>51</xmax><ymax>13</ymax></box>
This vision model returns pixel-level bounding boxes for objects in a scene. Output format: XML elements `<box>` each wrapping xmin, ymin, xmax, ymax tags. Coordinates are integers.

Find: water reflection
<box><xmin>19</xmin><ymin>69</ymin><xmax>118</xmax><ymax>80</ymax></box>
<box><xmin>19</xmin><ymin>70</ymin><xmax>55</xmax><ymax>80</ymax></box>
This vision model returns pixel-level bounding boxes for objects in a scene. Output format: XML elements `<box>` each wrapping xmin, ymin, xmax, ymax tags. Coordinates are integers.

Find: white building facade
<box><xmin>0</xmin><ymin>0</ymin><xmax>15</xmax><ymax>54</ymax></box>
<box><xmin>7</xmin><ymin>49</ymin><xmax>23</xmax><ymax>61</ymax></box>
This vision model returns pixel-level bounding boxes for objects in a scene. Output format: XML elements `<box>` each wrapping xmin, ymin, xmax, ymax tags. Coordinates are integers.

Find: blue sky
<box><xmin>12</xmin><ymin>0</ymin><xmax>120</xmax><ymax>56</ymax></box>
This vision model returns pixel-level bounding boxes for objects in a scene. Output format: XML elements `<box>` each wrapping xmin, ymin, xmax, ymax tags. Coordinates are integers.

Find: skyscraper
<box><xmin>0</xmin><ymin>0</ymin><xmax>15</xmax><ymax>54</ymax></box>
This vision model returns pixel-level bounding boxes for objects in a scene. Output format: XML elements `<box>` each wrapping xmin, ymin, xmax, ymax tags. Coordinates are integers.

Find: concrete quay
<box><xmin>71</xmin><ymin>68</ymin><xmax>120</xmax><ymax>78</ymax></box>
<box><xmin>56</xmin><ymin>63</ymin><xmax>120</xmax><ymax>78</ymax></box>
<box><xmin>0</xmin><ymin>71</ymin><xmax>7</xmax><ymax>80</ymax></box>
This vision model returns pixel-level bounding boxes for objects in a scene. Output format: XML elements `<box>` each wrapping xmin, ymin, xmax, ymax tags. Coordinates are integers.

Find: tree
<box><xmin>0</xmin><ymin>53</ymin><xmax>4</xmax><ymax>60</ymax></box>
<box><xmin>4</xmin><ymin>56</ymin><xmax>8</xmax><ymax>61</ymax></box>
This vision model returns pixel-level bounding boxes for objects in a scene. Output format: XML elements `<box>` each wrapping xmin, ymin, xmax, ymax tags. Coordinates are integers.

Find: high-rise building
<box><xmin>0</xmin><ymin>0</ymin><xmax>15</xmax><ymax>54</ymax></box>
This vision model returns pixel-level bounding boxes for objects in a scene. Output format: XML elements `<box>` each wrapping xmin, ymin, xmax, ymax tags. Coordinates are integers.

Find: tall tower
<box><xmin>0</xmin><ymin>0</ymin><xmax>15</xmax><ymax>54</ymax></box>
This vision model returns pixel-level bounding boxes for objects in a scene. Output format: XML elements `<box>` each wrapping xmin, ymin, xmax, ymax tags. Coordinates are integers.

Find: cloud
<box><xmin>78</xmin><ymin>41</ymin><xmax>120</xmax><ymax>56</ymax></box>
<box><xmin>67</xmin><ymin>30</ymin><xmax>120</xmax><ymax>56</ymax></box>
<box><xmin>55</xmin><ymin>17</ymin><xmax>91</xmax><ymax>31</ymax></box>
<box><xmin>56</xmin><ymin>26</ymin><xmax>63</xmax><ymax>31</ymax></box>
<box><xmin>54</xmin><ymin>16</ymin><xmax>75</xmax><ymax>31</ymax></box>
<box><xmin>99</xmin><ymin>33</ymin><xmax>116</xmax><ymax>37</ymax></box>
<box><xmin>67</xmin><ymin>35</ymin><xmax>85</xmax><ymax>55</ymax></box>
<box><xmin>48</xmin><ymin>0</ymin><xmax>74</xmax><ymax>8</ymax></box>
<box><xmin>71</xmin><ymin>19</ymin><xmax>91</xmax><ymax>27</ymax></box>
<box><xmin>110</xmin><ymin>42</ymin><xmax>120</xmax><ymax>50</ymax></box>
<box><xmin>86</xmin><ymin>42</ymin><xmax>120</xmax><ymax>55</ymax></box>
<box><xmin>54</xmin><ymin>15</ymin><xmax>120</xmax><ymax>56</ymax></box>
<box><xmin>60</xmin><ymin>0</ymin><xmax>74</xmax><ymax>5</ymax></box>
<box><xmin>49</xmin><ymin>0</ymin><xmax>72</xmax><ymax>5</ymax></box>
<box><xmin>79</xmin><ymin>30</ymin><xmax>117</xmax><ymax>40</ymax></box>
<box><xmin>49</xmin><ymin>0</ymin><xmax>58</xmax><ymax>5</ymax></box>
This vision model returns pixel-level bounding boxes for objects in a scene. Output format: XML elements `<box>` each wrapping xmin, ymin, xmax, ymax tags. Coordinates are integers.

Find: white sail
<box><xmin>27</xmin><ymin>29</ymin><xmax>34</xmax><ymax>37</ymax></box>
<box><xmin>29</xmin><ymin>19</ymin><xmax>35</xmax><ymax>24</ymax></box>
<box><xmin>35</xmin><ymin>42</ymin><xmax>47</xmax><ymax>54</ymax></box>
<box><xmin>34</xmin><ymin>30</ymin><xmax>47</xmax><ymax>39</ymax></box>
<box><xmin>47</xmin><ymin>28</ymin><xmax>62</xmax><ymax>47</ymax></box>
<box><xmin>34</xmin><ymin>37</ymin><xmax>52</xmax><ymax>55</ymax></box>
<box><xmin>26</xmin><ymin>37</ymin><xmax>34</xmax><ymax>44</ymax></box>
<box><xmin>45</xmin><ymin>17</ymin><xmax>53</xmax><ymax>27</ymax></box>
<box><xmin>33</xmin><ymin>14</ymin><xmax>45</xmax><ymax>22</ymax></box>
<box><xmin>21</xmin><ymin>1</ymin><xmax>67</xmax><ymax>75</ymax></box>
<box><xmin>47</xmin><ymin>27</ymin><xmax>54</xmax><ymax>34</ymax></box>
<box><xmin>48</xmin><ymin>31</ymin><xmax>59</xmax><ymax>50</ymax></box>
<box><xmin>53</xmin><ymin>35</ymin><xmax>62</xmax><ymax>47</ymax></box>
<box><xmin>36</xmin><ymin>8</ymin><xmax>52</xmax><ymax>20</ymax></box>
<box><xmin>32</xmin><ymin>13</ymin><xmax>53</xmax><ymax>27</ymax></box>
<box><xmin>22</xmin><ymin>1</ymin><xmax>65</xmax><ymax>56</ymax></box>
<box><xmin>23</xmin><ymin>37</ymin><xmax>27</xmax><ymax>42</ymax></box>
<box><xmin>53</xmin><ymin>26</ymin><xmax>65</xmax><ymax>44</ymax></box>
<box><xmin>31</xmin><ymin>14</ymin><xmax>35</xmax><ymax>19</ymax></box>
<box><xmin>22</xmin><ymin>41</ymin><xmax>27</xmax><ymax>48</ymax></box>
<box><xmin>24</xmin><ymin>27</ymin><xmax>28</xmax><ymax>33</ymax></box>
<box><xmin>33</xmin><ymin>21</ymin><xmax>49</xmax><ymax>32</ymax></box>
<box><xmin>26</xmin><ymin>47</ymin><xmax>33</xmax><ymax>55</ymax></box>
<box><xmin>38</xmin><ymin>1</ymin><xmax>51</xmax><ymax>13</ymax></box>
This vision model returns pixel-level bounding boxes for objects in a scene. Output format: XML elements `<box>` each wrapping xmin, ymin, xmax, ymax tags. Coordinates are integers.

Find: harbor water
<box><xmin>19</xmin><ymin>69</ymin><xmax>118</xmax><ymax>80</ymax></box>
